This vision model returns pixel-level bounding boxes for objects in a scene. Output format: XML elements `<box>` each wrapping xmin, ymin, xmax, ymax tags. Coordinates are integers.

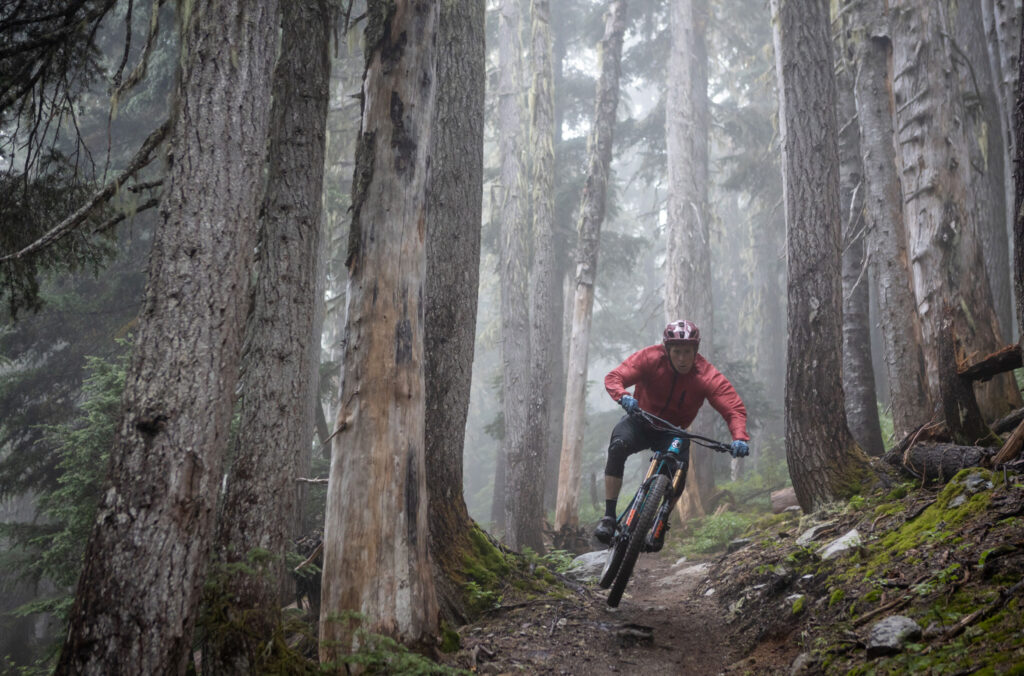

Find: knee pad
<box><xmin>605</xmin><ymin>438</ymin><xmax>630</xmax><ymax>478</ymax></box>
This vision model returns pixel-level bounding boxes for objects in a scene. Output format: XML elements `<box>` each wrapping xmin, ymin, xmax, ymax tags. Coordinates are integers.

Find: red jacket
<box><xmin>605</xmin><ymin>344</ymin><xmax>749</xmax><ymax>441</ymax></box>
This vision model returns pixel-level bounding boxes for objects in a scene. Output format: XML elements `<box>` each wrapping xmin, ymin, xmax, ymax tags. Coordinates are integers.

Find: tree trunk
<box><xmin>205</xmin><ymin>1</ymin><xmax>330</xmax><ymax>670</ymax></box>
<box><xmin>664</xmin><ymin>0</ymin><xmax>715</xmax><ymax>518</ymax></box>
<box><xmin>497</xmin><ymin>0</ymin><xmax>542</xmax><ymax>553</ymax></box>
<box><xmin>955</xmin><ymin>0</ymin><xmax>1014</xmax><ymax>342</ymax></box>
<box><xmin>884</xmin><ymin>442</ymin><xmax>996</xmax><ymax>483</ymax></box>
<box><xmin>835</xmin><ymin>23</ymin><xmax>885</xmax><ymax>458</ymax></box>
<box><xmin>425</xmin><ymin>0</ymin><xmax>485</xmax><ymax>626</ymax></box>
<box><xmin>890</xmin><ymin>0</ymin><xmax>1021</xmax><ymax>421</ymax></box>
<box><xmin>319</xmin><ymin>1</ymin><xmax>440</xmax><ymax>660</ymax></box>
<box><xmin>56</xmin><ymin>3</ymin><xmax>280</xmax><ymax>673</ymax></box>
<box><xmin>554</xmin><ymin>0</ymin><xmax>628</xmax><ymax>532</ymax></box>
<box><xmin>846</xmin><ymin>0</ymin><xmax>933</xmax><ymax>439</ymax></box>
<box><xmin>772</xmin><ymin>0</ymin><xmax>872</xmax><ymax>512</ymax></box>
<box><xmin>1017</xmin><ymin>8</ymin><xmax>1024</xmax><ymax>343</ymax></box>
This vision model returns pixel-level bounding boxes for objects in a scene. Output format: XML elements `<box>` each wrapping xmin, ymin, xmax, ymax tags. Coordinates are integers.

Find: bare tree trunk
<box><xmin>1014</xmin><ymin>3</ymin><xmax>1024</xmax><ymax>343</ymax></box>
<box><xmin>835</xmin><ymin>42</ymin><xmax>885</xmax><ymax>458</ymax></box>
<box><xmin>56</xmin><ymin>3</ymin><xmax>280</xmax><ymax>673</ymax></box>
<box><xmin>205</xmin><ymin>1</ymin><xmax>330</xmax><ymax>670</ymax></box>
<box><xmin>319</xmin><ymin>1</ymin><xmax>440</xmax><ymax>659</ymax></box>
<box><xmin>525</xmin><ymin>0</ymin><xmax>558</xmax><ymax>547</ymax></box>
<box><xmin>496</xmin><ymin>0</ymin><xmax>542</xmax><ymax>553</ymax></box>
<box><xmin>554</xmin><ymin>0</ymin><xmax>628</xmax><ymax>532</ymax></box>
<box><xmin>891</xmin><ymin>0</ymin><xmax>1021</xmax><ymax>422</ymax></box>
<box><xmin>664</xmin><ymin>0</ymin><xmax>714</xmax><ymax>519</ymax></box>
<box><xmin>845</xmin><ymin>0</ymin><xmax>933</xmax><ymax>439</ymax></box>
<box><xmin>425</xmin><ymin>0</ymin><xmax>485</xmax><ymax>626</ymax></box>
<box><xmin>772</xmin><ymin>0</ymin><xmax>872</xmax><ymax>511</ymax></box>
<box><xmin>956</xmin><ymin>0</ymin><xmax>1014</xmax><ymax>342</ymax></box>
<box><xmin>984</xmin><ymin>1</ymin><xmax>1022</xmax><ymax>341</ymax></box>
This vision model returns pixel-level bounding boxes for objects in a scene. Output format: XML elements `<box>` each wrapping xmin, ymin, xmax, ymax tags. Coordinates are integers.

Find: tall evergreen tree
<box><xmin>57</xmin><ymin>1</ymin><xmax>281</xmax><ymax>672</ymax></box>
<box><xmin>425</xmin><ymin>0</ymin><xmax>486</xmax><ymax>624</ymax></box>
<box><xmin>556</xmin><ymin>0</ymin><xmax>629</xmax><ymax>532</ymax></box>
<box><xmin>844</xmin><ymin>0</ymin><xmax>932</xmax><ymax>440</ymax></box>
<box><xmin>890</xmin><ymin>0</ymin><xmax>1020</xmax><ymax>422</ymax></box>
<box><xmin>204</xmin><ymin>0</ymin><xmax>330</xmax><ymax>670</ymax></box>
<box><xmin>771</xmin><ymin>0</ymin><xmax>871</xmax><ymax>511</ymax></box>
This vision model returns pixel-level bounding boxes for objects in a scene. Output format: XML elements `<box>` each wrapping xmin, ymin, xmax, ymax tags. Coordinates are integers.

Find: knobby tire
<box><xmin>606</xmin><ymin>474</ymin><xmax>669</xmax><ymax>607</ymax></box>
<box><xmin>598</xmin><ymin>531</ymin><xmax>628</xmax><ymax>588</ymax></box>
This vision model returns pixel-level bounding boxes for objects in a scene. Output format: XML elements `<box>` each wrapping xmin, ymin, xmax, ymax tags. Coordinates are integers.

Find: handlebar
<box><xmin>630</xmin><ymin>408</ymin><xmax>733</xmax><ymax>454</ymax></box>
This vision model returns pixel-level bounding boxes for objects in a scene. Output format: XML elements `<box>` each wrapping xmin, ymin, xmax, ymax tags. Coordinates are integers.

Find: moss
<box><xmin>791</xmin><ymin>595</ymin><xmax>806</xmax><ymax>615</ymax></box>
<box><xmin>439</xmin><ymin>622</ymin><xmax>460</xmax><ymax>653</ymax></box>
<box><xmin>879</xmin><ymin>475</ymin><xmax>995</xmax><ymax>556</ymax></box>
<box><xmin>461</xmin><ymin>526</ymin><xmax>511</xmax><ymax>587</ymax></box>
<box><xmin>828</xmin><ymin>588</ymin><xmax>845</xmax><ymax>607</ymax></box>
<box><xmin>873</xmin><ymin>501</ymin><xmax>905</xmax><ymax>517</ymax></box>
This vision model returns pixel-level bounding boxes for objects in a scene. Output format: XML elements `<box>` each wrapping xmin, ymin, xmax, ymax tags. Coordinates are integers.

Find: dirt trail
<box><xmin>443</xmin><ymin>553</ymin><xmax>785</xmax><ymax>675</ymax></box>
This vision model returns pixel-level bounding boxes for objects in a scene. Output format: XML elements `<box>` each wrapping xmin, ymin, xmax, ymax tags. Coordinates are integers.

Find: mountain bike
<box><xmin>598</xmin><ymin>407</ymin><xmax>732</xmax><ymax>607</ymax></box>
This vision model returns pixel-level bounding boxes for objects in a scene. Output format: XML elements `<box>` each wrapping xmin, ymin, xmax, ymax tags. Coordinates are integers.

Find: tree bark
<box><xmin>497</xmin><ymin>0</ymin><xmax>542</xmax><ymax>553</ymax></box>
<box><xmin>846</xmin><ymin>0</ymin><xmax>933</xmax><ymax>439</ymax></box>
<box><xmin>320</xmin><ymin>0</ymin><xmax>440</xmax><ymax>660</ymax></box>
<box><xmin>425</xmin><ymin>0</ymin><xmax>485</xmax><ymax>626</ymax></box>
<box><xmin>1015</xmin><ymin>2</ymin><xmax>1024</xmax><ymax>343</ymax></box>
<box><xmin>835</xmin><ymin>26</ymin><xmax>885</xmax><ymax>458</ymax></box>
<box><xmin>954</xmin><ymin>0</ymin><xmax>1014</xmax><ymax>341</ymax></box>
<box><xmin>890</xmin><ymin>0</ymin><xmax>1021</xmax><ymax>421</ymax></box>
<box><xmin>56</xmin><ymin>3</ymin><xmax>280</xmax><ymax>673</ymax></box>
<box><xmin>205</xmin><ymin>0</ymin><xmax>330</xmax><ymax>670</ymax></box>
<box><xmin>555</xmin><ymin>0</ymin><xmax>628</xmax><ymax>531</ymax></box>
<box><xmin>772</xmin><ymin>0</ymin><xmax>872</xmax><ymax>512</ymax></box>
<box><xmin>664</xmin><ymin>0</ymin><xmax>716</xmax><ymax>518</ymax></box>
<box><xmin>525</xmin><ymin>0</ymin><xmax>559</xmax><ymax>549</ymax></box>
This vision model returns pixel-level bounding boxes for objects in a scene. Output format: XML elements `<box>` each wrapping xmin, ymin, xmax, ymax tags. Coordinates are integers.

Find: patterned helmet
<box><xmin>663</xmin><ymin>320</ymin><xmax>700</xmax><ymax>346</ymax></box>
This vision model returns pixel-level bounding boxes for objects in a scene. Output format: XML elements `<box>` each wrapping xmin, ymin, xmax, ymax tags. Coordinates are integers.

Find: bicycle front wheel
<box><xmin>606</xmin><ymin>474</ymin><xmax>669</xmax><ymax>607</ymax></box>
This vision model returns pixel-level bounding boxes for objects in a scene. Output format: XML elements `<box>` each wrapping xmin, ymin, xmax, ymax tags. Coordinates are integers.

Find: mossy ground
<box><xmin>698</xmin><ymin>467</ymin><xmax>1024</xmax><ymax>674</ymax></box>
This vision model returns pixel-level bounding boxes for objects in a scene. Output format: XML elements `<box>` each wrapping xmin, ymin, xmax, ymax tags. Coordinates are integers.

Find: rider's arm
<box><xmin>604</xmin><ymin>348</ymin><xmax>649</xmax><ymax>403</ymax></box>
<box><xmin>705</xmin><ymin>369</ymin><xmax>749</xmax><ymax>441</ymax></box>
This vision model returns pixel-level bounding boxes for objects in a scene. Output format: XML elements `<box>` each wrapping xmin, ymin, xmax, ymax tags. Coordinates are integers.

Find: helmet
<box><xmin>663</xmin><ymin>320</ymin><xmax>700</xmax><ymax>346</ymax></box>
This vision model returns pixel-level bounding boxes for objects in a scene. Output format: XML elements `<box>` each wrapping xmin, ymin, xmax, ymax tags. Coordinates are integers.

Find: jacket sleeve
<box><xmin>605</xmin><ymin>349</ymin><xmax>647</xmax><ymax>403</ymax></box>
<box><xmin>705</xmin><ymin>370</ymin><xmax>749</xmax><ymax>441</ymax></box>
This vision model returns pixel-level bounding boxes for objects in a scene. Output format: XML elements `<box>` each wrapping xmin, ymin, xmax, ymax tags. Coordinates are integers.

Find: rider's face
<box><xmin>667</xmin><ymin>344</ymin><xmax>696</xmax><ymax>374</ymax></box>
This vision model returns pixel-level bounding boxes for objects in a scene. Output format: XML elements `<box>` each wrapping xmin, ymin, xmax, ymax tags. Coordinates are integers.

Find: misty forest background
<box><xmin>1</xmin><ymin>0</ymin><xmax>1023</xmax><ymax>672</ymax></box>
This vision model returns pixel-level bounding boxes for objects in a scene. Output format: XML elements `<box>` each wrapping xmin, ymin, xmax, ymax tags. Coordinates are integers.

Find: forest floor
<box><xmin>437</xmin><ymin>465</ymin><xmax>1024</xmax><ymax>675</ymax></box>
<box><xmin>438</xmin><ymin>553</ymin><xmax>773</xmax><ymax>675</ymax></box>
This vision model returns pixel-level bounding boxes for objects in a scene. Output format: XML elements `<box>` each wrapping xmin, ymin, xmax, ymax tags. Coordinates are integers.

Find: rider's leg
<box><xmin>594</xmin><ymin>417</ymin><xmax>643</xmax><ymax>542</ymax></box>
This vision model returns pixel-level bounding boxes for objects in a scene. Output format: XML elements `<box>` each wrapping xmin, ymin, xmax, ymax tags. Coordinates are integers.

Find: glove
<box><xmin>619</xmin><ymin>394</ymin><xmax>639</xmax><ymax>414</ymax></box>
<box><xmin>730</xmin><ymin>440</ymin><xmax>749</xmax><ymax>458</ymax></box>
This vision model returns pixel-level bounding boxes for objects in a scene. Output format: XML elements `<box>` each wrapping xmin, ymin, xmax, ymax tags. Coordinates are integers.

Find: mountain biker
<box><xmin>593</xmin><ymin>319</ymin><xmax>751</xmax><ymax>545</ymax></box>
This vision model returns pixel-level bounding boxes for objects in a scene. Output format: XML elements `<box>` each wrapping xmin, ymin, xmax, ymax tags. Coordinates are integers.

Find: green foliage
<box><xmin>321</xmin><ymin>611</ymin><xmax>471</xmax><ymax>675</ymax></box>
<box><xmin>0</xmin><ymin>346</ymin><xmax>128</xmax><ymax>623</ymax></box>
<box><xmin>678</xmin><ymin>511</ymin><xmax>756</xmax><ymax>556</ymax></box>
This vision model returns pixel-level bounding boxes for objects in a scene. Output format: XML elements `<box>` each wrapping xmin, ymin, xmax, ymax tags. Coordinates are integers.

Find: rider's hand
<box><xmin>619</xmin><ymin>394</ymin><xmax>639</xmax><ymax>414</ymax></box>
<box><xmin>730</xmin><ymin>440</ymin><xmax>749</xmax><ymax>458</ymax></box>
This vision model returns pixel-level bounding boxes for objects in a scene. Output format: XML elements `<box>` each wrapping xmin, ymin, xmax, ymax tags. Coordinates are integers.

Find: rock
<box><xmin>566</xmin><ymin>550</ymin><xmax>609</xmax><ymax>580</ymax></box>
<box><xmin>949</xmin><ymin>494</ymin><xmax>968</xmax><ymax>508</ymax></box>
<box><xmin>791</xmin><ymin>652</ymin><xmax>818</xmax><ymax>676</ymax></box>
<box><xmin>704</xmin><ymin>587</ymin><xmax>715</xmax><ymax>596</ymax></box>
<box><xmin>771</xmin><ymin>486</ymin><xmax>800</xmax><ymax>513</ymax></box>
<box><xmin>784</xmin><ymin>505</ymin><xmax>802</xmax><ymax>513</ymax></box>
<box><xmin>922</xmin><ymin>622</ymin><xmax>943</xmax><ymax>640</ymax></box>
<box><xmin>672</xmin><ymin>556</ymin><xmax>688</xmax><ymax>567</ymax></box>
<box><xmin>655</xmin><ymin>562</ymin><xmax>710</xmax><ymax>587</ymax></box>
<box><xmin>818</xmin><ymin>529</ymin><xmax>861</xmax><ymax>560</ymax></box>
<box><xmin>727</xmin><ymin>537</ymin><xmax>753</xmax><ymax>552</ymax></box>
<box><xmin>796</xmin><ymin>520</ymin><xmax>837</xmax><ymax>546</ymax></box>
<box><xmin>963</xmin><ymin>472</ymin><xmax>994</xmax><ymax>494</ymax></box>
<box><xmin>866</xmin><ymin>615</ymin><xmax>922</xmax><ymax>657</ymax></box>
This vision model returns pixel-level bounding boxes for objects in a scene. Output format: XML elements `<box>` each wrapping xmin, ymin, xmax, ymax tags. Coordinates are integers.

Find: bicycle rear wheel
<box><xmin>606</xmin><ymin>474</ymin><xmax>669</xmax><ymax>607</ymax></box>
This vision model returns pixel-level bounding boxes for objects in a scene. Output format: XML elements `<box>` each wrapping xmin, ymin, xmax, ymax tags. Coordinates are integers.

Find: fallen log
<box><xmin>992</xmin><ymin>406</ymin><xmax>1024</xmax><ymax>435</ymax></box>
<box><xmin>957</xmin><ymin>344</ymin><xmax>1023</xmax><ymax>382</ymax></box>
<box><xmin>884</xmin><ymin>442</ymin><xmax>997</xmax><ymax>483</ymax></box>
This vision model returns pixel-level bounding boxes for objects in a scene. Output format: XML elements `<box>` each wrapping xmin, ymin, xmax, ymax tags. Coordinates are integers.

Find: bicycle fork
<box><xmin>645</xmin><ymin>437</ymin><xmax>688</xmax><ymax>551</ymax></box>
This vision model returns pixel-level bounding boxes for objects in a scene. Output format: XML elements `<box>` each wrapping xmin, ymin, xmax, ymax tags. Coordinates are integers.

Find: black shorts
<box><xmin>604</xmin><ymin>414</ymin><xmax>691</xmax><ymax>478</ymax></box>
